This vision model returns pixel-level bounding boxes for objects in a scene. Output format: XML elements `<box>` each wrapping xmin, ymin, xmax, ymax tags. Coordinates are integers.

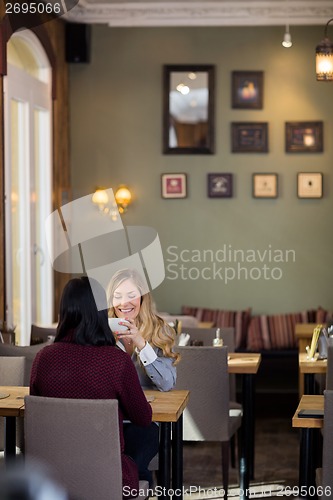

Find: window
<box><xmin>4</xmin><ymin>30</ymin><xmax>53</xmax><ymax>345</ymax></box>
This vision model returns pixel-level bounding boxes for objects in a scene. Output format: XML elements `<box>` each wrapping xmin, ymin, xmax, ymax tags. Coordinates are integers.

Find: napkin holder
<box><xmin>317</xmin><ymin>328</ymin><xmax>328</xmax><ymax>360</ymax></box>
<box><xmin>306</xmin><ymin>324</ymin><xmax>323</xmax><ymax>360</ymax></box>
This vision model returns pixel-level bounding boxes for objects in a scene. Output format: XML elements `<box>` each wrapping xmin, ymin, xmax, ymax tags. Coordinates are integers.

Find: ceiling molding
<box><xmin>64</xmin><ymin>1</ymin><xmax>333</xmax><ymax>27</ymax></box>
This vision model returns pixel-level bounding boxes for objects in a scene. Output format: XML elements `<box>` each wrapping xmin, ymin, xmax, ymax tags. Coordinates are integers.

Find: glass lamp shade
<box><xmin>316</xmin><ymin>37</ymin><xmax>333</xmax><ymax>81</ymax></box>
<box><xmin>92</xmin><ymin>189</ymin><xmax>109</xmax><ymax>206</ymax></box>
<box><xmin>115</xmin><ymin>186</ymin><xmax>132</xmax><ymax>213</ymax></box>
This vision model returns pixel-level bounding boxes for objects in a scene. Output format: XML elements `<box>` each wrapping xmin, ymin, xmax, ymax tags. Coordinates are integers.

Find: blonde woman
<box><xmin>107</xmin><ymin>268</ymin><xmax>180</xmax><ymax>392</ymax></box>
<box><xmin>107</xmin><ymin>268</ymin><xmax>180</xmax><ymax>486</ymax></box>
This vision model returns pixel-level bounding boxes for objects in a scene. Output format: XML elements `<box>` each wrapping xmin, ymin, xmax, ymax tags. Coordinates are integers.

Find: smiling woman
<box><xmin>107</xmin><ymin>267</ymin><xmax>180</xmax><ymax>486</ymax></box>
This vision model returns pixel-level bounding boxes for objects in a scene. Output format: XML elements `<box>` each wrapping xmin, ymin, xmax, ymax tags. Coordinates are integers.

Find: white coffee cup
<box><xmin>108</xmin><ymin>318</ymin><xmax>130</xmax><ymax>332</ymax></box>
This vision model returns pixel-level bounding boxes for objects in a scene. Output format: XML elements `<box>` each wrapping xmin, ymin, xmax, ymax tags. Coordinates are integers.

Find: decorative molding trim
<box><xmin>65</xmin><ymin>1</ymin><xmax>333</xmax><ymax>27</ymax></box>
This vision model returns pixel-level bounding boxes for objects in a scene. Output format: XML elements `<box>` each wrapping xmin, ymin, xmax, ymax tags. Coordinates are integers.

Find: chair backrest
<box><xmin>322</xmin><ymin>389</ymin><xmax>333</xmax><ymax>494</ymax></box>
<box><xmin>0</xmin><ymin>356</ymin><xmax>25</xmax><ymax>451</ymax></box>
<box><xmin>180</xmin><ymin>327</ymin><xmax>237</xmax><ymax>401</ymax></box>
<box><xmin>174</xmin><ymin>346</ymin><xmax>230</xmax><ymax>441</ymax></box>
<box><xmin>30</xmin><ymin>324</ymin><xmax>56</xmax><ymax>345</ymax></box>
<box><xmin>0</xmin><ymin>356</ymin><xmax>25</xmax><ymax>386</ymax></box>
<box><xmin>24</xmin><ymin>396</ymin><xmax>123</xmax><ymax>500</ymax></box>
<box><xmin>0</xmin><ymin>342</ymin><xmax>50</xmax><ymax>385</ymax></box>
<box><xmin>326</xmin><ymin>338</ymin><xmax>333</xmax><ymax>390</ymax></box>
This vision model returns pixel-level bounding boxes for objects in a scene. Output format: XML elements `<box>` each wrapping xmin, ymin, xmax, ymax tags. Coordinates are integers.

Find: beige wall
<box><xmin>69</xmin><ymin>25</ymin><xmax>333</xmax><ymax>315</ymax></box>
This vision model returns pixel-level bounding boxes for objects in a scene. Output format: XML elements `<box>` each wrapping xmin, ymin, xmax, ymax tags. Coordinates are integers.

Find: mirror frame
<box><xmin>163</xmin><ymin>64</ymin><xmax>215</xmax><ymax>155</ymax></box>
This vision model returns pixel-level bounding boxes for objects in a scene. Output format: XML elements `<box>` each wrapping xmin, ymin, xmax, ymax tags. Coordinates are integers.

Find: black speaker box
<box><xmin>65</xmin><ymin>23</ymin><xmax>91</xmax><ymax>63</ymax></box>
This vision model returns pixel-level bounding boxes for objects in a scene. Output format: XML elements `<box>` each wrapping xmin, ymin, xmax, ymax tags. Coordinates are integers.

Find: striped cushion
<box><xmin>247</xmin><ymin>310</ymin><xmax>311</xmax><ymax>350</ymax></box>
<box><xmin>181</xmin><ymin>306</ymin><xmax>251</xmax><ymax>350</ymax></box>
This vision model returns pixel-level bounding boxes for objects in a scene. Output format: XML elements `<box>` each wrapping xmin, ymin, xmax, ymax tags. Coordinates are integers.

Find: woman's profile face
<box><xmin>112</xmin><ymin>279</ymin><xmax>141</xmax><ymax>319</ymax></box>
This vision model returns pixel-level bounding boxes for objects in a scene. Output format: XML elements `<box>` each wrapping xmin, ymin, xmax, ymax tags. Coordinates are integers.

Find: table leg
<box><xmin>299</xmin><ymin>428</ymin><xmax>316</xmax><ymax>499</ymax></box>
<box><xmin>172</xmin><ymin>415</ymin><xmax>183</xmax><ymax>498</ymax></box>
<box><xmin>239</xmin><ymin>374</ymin><xmax>255</xmax><ymax>500</ymax></box>
<box><xmin>159</xmin><ymin>422</ymin><xmax>171</xmax><ymax>500</ymax></box>
<box><xmin>4</xmin><ymin>416</ymin><xmax>16</xmax><ymax>463</ymax></box>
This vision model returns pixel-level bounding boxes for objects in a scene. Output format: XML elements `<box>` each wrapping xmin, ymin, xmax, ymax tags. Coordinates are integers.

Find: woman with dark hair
<box><xmin>30</xmin><ymin>276</ymin><xmax>152</xmax><ymax>495</ymax></box>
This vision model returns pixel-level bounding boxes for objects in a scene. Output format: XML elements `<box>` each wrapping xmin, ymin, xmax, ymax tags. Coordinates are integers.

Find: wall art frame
<box><xmin>285</xmin><ymin>121</ymin><xmax>323</xmax><ymax>153</ymax></box>
<box><xmin>207</xmin><ymin>173</ymin><xmax>233</xmax><ymax>198</ymax></box>
<box><xmin>161</xmin><ymin>173</ymin><xmax>187</xmax><ymax>199</ymax></box>
<box><xmin>253</xmin><ymin>173</ymin><xmax>278</xmax><ymax>198</ymax></box>
<box><xmin>297</xmin><ymin>172</ymin><xmax>323</xmax><ymax>198</ymax></box>
<box><xmin>232</xmin><ymin>122</ymin><xmax>268</xmax><ymax>153</ymax></box>
<box><xmin>232</xmin><ymin>70</ymin><xmax>264</xmax><ymax>109</ymax></box>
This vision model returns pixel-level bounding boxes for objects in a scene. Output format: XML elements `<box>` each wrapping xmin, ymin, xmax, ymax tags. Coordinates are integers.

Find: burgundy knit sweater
<box><xmin>30</xmin><ymin>339</ymin><xmax>152</xmax><ymax>493</ymax></box>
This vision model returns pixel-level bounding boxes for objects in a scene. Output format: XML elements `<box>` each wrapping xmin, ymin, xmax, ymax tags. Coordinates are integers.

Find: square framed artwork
<box><xmin>285</xmin><ymin>122</ymin><xmax>323</xmax><ymax>153</ymax></box>
<box><xmin>161</xmin><ymin>173</ymin><xmax>187</xmax><ymax>199</ymax></box>
<box><xmin>253</xmin><ymin>173</ymin><xmax>278</xmax><ymax>199</ymax></box>
<box><xmin>232</xmin><ymin>122</ymin><xmax>268</xmax><ymax>153</ymax></box>
<box><xmin>232</xmin><ymin>71</ymin><xmax>264</xmax><ymax>109</ymax></box>
<box><xmin>297</xmin><ymin>172</ymin><xmax>323</xmax><ymax>199</ymax></box>
<box><xmin>207</xmin><ymin>173</ymin><xmax>233</xmax><ymax>198</ymax></box>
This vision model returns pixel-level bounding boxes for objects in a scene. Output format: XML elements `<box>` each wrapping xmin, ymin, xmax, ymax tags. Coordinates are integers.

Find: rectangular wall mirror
<box><xmin>163</xmin><ymin>64</ymin><xmax>215</xmax><ymax>154</ymax></box>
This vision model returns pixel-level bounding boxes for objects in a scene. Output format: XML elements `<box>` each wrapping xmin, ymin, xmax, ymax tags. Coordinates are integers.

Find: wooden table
<box><xmin>228</xmin><ymin>353</ymin><xmax>261</xmax><ymax>499</ymax></box>
<box><xmin>299</xmin><ymin>353</ymin><xmax>327</xmax><ymax>394</ymax></box>
<box><xmin>0</xmin><ymin>386</ymin><xmax>29</xmax><ymax>460</ymax></box>
<box><xmin>145</xmin><ymin>389</ymin><xmax>189</xmax><ymax>499</ymax></box>
<box><xmin>198</xmin><ymin>321</ymin><xmax>214</xmax><ymax>329</ymax></box>
<box><xmin>0</xmin><ymin>387</ymin><xmax>189</xmax><ymax>500</ymax></box>
<box><xmin>292</xmin><ymin>395</ymin><xmax>324</xmax><ymax>498</ymax></box>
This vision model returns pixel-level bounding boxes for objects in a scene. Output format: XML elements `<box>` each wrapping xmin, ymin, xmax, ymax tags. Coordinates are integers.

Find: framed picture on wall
<box><xmin>232</xmin><ymin>122</ymin><xmax>268</xmax><ymax>153</ymax></box>
<box><xmin>232</xmin><ymin>71</ymin><xmax>264</xmax><ymax>109</ymax></box>
<box><xmin>161</xmin><ymin>173</ymin><xmax>187</xmax><ymax>198</ymax></box>
<box><xmin>207</xmin><ymin>173</ymin><xmax>233</xmax><ymax>198</ymax></box>
<box><xmin>253</xmin><ymin>173</ymin><xmax>278</xmax><ymax>198</ymax></box>
<box><xmin>285</xmin><ymin>122</ymin><xmax>323</xmax><ymax>153</ymax></box>
<box><xmin>297</xmin><ymin>172</ymin><xmax>323</xmax><ymax>198</ymax></box>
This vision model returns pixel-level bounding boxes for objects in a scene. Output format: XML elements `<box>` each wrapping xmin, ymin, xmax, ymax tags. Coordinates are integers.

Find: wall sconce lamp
<box><xmin>114</xmin><ymin>185</ymin><xmax>132</xmax><ymax>214</ymax></box>
<box><xmin>316</xmin><ymin>18</ymin><xmax>333</xmax><ymax>81</ymax></box>
<box><xmin>282</xmin><ymin>24</ymin><xmax>292</xmax><ymax>48</ymax></box>
<box><xmin>92</xmin><ymin>185</ymin><xmax>132</xmax><ymax>220</ymax></box>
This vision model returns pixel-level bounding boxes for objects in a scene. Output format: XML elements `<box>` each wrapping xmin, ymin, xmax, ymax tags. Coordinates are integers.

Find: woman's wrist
<box><xmin>136</xmin><ymin>339</ymin><xmax>147</xmax><ymax>352</ymax></box>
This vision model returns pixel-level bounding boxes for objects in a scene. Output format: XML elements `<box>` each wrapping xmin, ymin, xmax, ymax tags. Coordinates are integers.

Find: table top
<box><xmin>0</xmin><ymin>386</ymin><xmax>29</xmax><ymax>416</ymax></box>
<box><xmin>198</xmin><ymin>321</ymin><xmax>214</xmax><ymax>329</ymax></box>
<box><xmin>0</xmin><ymin>386</ymin><xmax>189</xmax><ymax>424</ymax></box>
<box><xmin>145</xmin><ymin>389</ymin><xmax>189</xmax><ymax>422</ymax></box>
<box><xmin>292</xmin><ymin>395</ymin><xmax>324</xmax><ymax>429</ymax></box>
<box><xmin>228</xmin><ymin>352</ymin><xmax>261</xmax><ymax>374</ymax></box>
<box><xmin>295</xmin><ymin>323</ymin><xmax>326</xmax><ymax>339</ymax></box>
<box><xmin>299</xmin><ymin>353</ymin><xmax>327</xmax><ymax>374</ymax></box>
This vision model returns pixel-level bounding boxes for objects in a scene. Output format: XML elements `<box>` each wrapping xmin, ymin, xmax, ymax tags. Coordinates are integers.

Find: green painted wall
<box><xmin>69</xmin><ymin>25</ymin><xmax>333</xmax><ymax>315</ymax></box>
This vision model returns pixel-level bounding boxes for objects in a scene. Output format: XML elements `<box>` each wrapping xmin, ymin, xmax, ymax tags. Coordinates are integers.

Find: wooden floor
<box><xmin>182</xmin><ymin>416</ymin><xmax>299</xmax><ymax>498</ymax></box>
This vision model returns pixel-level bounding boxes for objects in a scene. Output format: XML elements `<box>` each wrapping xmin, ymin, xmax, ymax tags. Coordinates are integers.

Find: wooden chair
<box><xmin>30</xmin><ymin>324</ymin><xmax>56</xmax><ymax>345</ymax></box>
<box><xmin>24</xmin><ymin>396</ymin><xmax>148</xmax><ymax>500</ymax></box>
<box><xmin>181</xmin><ymin>327</ymin><xmax>237</xmax><ymax>398</ymax></box>
<box><xmin>174</xmin><ymin>346</ymin><xmax>242</xmax><ymax>498</ymax></box>
<box><xmin>0</xmin><ymin>356</ymin><xmax>25</xmax><ymax>452</ymax></box>
<box><xmin>0</xmin><ymin>342</ymin><xmax>49</xmax><ymax>386</ymax></box>
<box><xmin>182</xmin><ymin>327</ymin><xmax>240</xmax><ymax>466</ymax></box>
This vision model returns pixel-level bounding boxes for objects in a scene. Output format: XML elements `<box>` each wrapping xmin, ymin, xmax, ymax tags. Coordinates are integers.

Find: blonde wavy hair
<box><xmin>107</xmin><ymin>268</ymin><xmax>180</xmax><ymax>365</ymax></box>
